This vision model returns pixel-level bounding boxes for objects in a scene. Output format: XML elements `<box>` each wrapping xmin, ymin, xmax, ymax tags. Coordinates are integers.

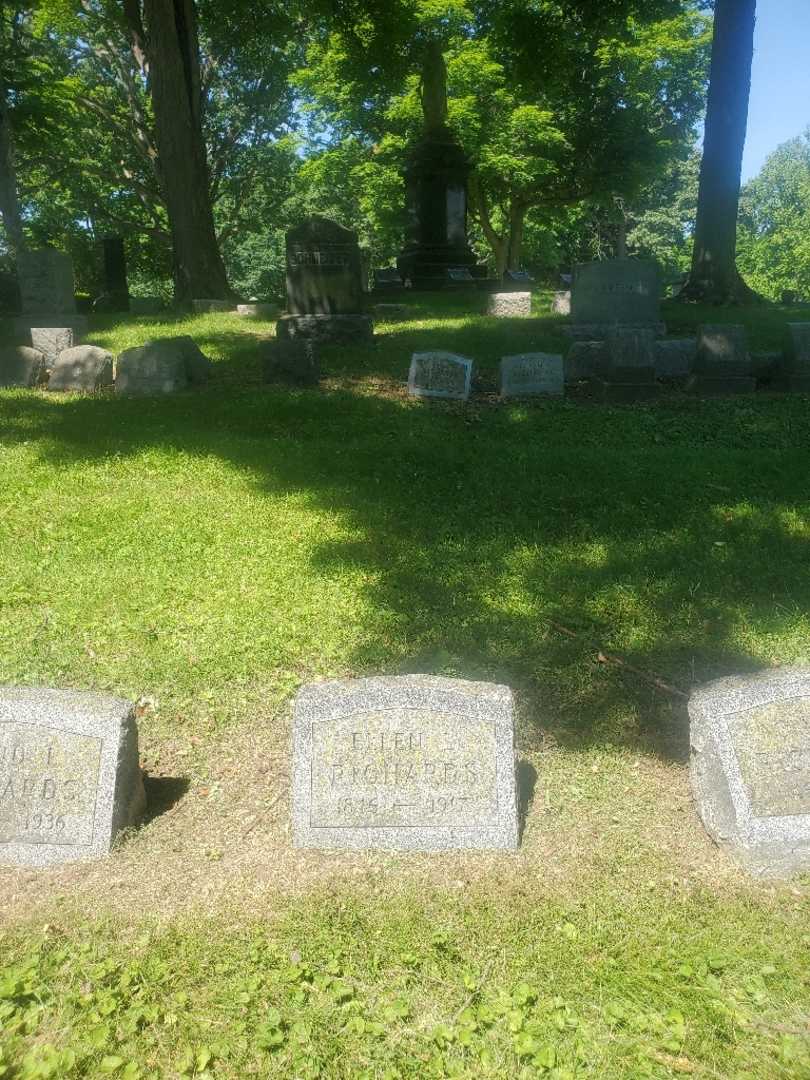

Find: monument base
<box><xmin>593</xmin><ymin>376</ymin><xmax>661</xmax><ymax>404</ymax></box>
<box><xmin>770</xmin><ymin>373</ymin><xmax>810</xmax><ymax>393</ymax></box>
<box><xmin>564</xmin><ymin>322</ymin><xmax>667</xmax><ymax>341</ymax></box>
<box><xmin>276</xmin><ymin>314</ymin><xmax>374</xmax><ymax>346</ymax></box>
<box><xmin>686</xmin><ymin>374</ymin><xmax>757</xmax><ymax>396</ymax></box>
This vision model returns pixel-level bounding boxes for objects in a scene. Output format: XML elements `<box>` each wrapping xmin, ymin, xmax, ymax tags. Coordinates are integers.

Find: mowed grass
<box><xmin>0</xmin><ymin>293</ymin><xmax>809</xmax><ymax>1078</ymax></box>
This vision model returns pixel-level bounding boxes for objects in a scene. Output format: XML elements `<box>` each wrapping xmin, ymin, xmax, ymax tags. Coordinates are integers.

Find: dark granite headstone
<box><xmin>687</xmin><ymin>325</ymin><xmax>755</xmax><ymax>396</ymax></box>
<box><xmin>592</xmin><ymin>327</ymin><xmax>660</xmax><ymax>403</ymax></box>
<box><xmin>374</xmin><ymin>268</ymin><xmax>404</xmax><ymax>289</ymax></box>
<box><xmin>99</xmin><ymin>236</ymin><xmax>129</xmax><ymax>312</ymax></box>
<box><xmin>446</xmin><ymin>266</ymin><xmax>475</xmax><ymax>284</ymax></box>
<box><xmin>277</xmin><ymin>217</ymin><xmax>373</xmax><ymax>344</ymax></box>
<box><xmin>570</xmin><ymin>259</ymin><xmax>663</xmax><ymax>339</ymax></box>
<box><xmin>774</xmin><ymin>323</ymin><xmax>810</xmax><ymax>392</ymax></box>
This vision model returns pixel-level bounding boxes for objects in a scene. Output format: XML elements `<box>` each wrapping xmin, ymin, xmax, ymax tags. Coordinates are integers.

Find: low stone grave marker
<box><xmin>374</xmin><ymin>268</ymin><xmax>404</xmax><ymax>289</ymax></box>
<box><xmin>292</xmin><ymin>676</ymin><xmax>519</xmax><ymax>851</ymax></box>
<box><xmin>0</xmin><ymin>689</ymin><xmax>145</xmax><ymax>866</ymax></box>
<box><xmin>593</xmin><ymin>327</ymin><xmax>659</xmax><ymax>403</ymax></box>
<box><xmin>48</xmin><ymin>345</ymin><xmax>114</xmax><ymax>392</ymax></box>
<box><xmin>236</xmin><ymin>303</ymin><xmax>278</xmax><ymax>319</ymax></box>
<box><xmin>500</xmin><ymin>353</ymin><xmax>563</xmax><ymax>398</ymax></box>
<box><xmin>775</xmin><ymin>323</ymin><xmax>810</xmax><ymax>392</ymax></box>
<box><xmin>446</xmin><ymin>267</ymin><xmax>475</xmax><ymax>284</ymax></box>
<box><xmin>116</xmin><ymin>336</ymin><xmax>211</xmax><ymax>396</ymax></box>
<box><xmin>551</xmin><ymin>291</ymin><xmax>571</xmax><ymax>316</ymax></box>
<box><xmin>687</xmin><ymin>324</ymin><xmax>755</xmax><ymax>396</ymax></box>
<box><xmin>690</xmin><ymin>670</ymin><xmax>810</xmax><ymax>878</ymax></box>
<box><xmin>0</xmin><ymin>346</ymin><xmax>46</xmax><ymax>388</ymax></box>
<box><xmin>487</xmin><ymin>292</ymin><xmax>532</xmax><ymax>318</ymax></box>
<box><xmin>408</xmin><ymin>351</ymin><xmax>473</xmax><ymax>401</ymax></box>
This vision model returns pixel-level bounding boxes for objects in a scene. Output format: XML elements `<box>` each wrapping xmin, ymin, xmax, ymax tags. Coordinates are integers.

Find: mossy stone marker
<box><xmin>690</xmin><ymin>670</ymin><xmax>810</xmax><ymax>879</ymax></box>
<box><xmin>0</xmin><ymin>689</ymin><xmax>145</xmax><ymax>867</ymax></box>
<box><xmin>292</xmin><ymin>676</ymin><xmax>519</xmax><ymax>851</ymax></box>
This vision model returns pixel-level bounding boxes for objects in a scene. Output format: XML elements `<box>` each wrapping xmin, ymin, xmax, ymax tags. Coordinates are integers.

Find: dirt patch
<box><xmin>1</xmin><ymin>694</ymin><xmax>795</xmax><ymax>929</ymax></box>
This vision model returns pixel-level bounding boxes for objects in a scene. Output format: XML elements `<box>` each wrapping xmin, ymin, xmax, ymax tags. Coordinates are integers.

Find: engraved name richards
<box><xmin>292</xmin><ymin>676</ymin><xmax>519</xmax><ymax>850</ymax></box>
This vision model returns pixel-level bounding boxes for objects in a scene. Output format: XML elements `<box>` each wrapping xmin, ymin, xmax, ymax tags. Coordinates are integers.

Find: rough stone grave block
<box><xmin>116</xmin><ymin>336</ymin><xmax>211</xmax><ymax>395</ymax></box>
<box><xmin>13</xmin><ymin>321</ymin><xmax>88</xmax><ymax>365</ymax></box>
<box><xmin>0</xmin><ymin>689</ymin><xmax>145</xmax><ymax>867</ymax></box>
<box><xmin>408</xmin><ymin>351</ymin><xmax>472</xmax><ymax>401</ymax></box>
<box><xmin>236</xmin><ymin>303</ymin><xmax>278</xmax><ymax>319</ymax></box>
<box><xmin>0</xmin><ymin>346</ymin><xmax>46</xmax><ymax>388</ymax></box>
<box><xmin>48</xmin><ymin>345</ymin><xmax>114</xmax><ymax>392</ymax></box>
<box><xmin>690</xmin><ymin>670</ymin><xmax>810</xmax><ymax>879</ymax></box>
<box><xmin>17</xmin><ymin>249</ymin><xmax>76</xmax><ymax>315</ymax></box>
<box><xmin>500</xmin><ymin>353</ymin><xmax>563</xmax><ymax>398</ymax></box>
<box><xmin>487</xmin><ymin>292</ymin><xmax>532</xmax><ymax>318</ymax></box>
<box><xmin>551</xmin><ymin>291</ymin><xmax>571</xmax><ymax>316</ymax></box>
<box><xmin>292</xmin><ymin>676</ymin><xmax>519</xmax><ymax>851</ymax></box>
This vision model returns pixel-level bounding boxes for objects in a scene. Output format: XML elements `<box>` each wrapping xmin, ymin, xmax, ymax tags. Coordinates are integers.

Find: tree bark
<box><xmin>507</xmin><ymin>202</ymin><xmax>526</xmax><ymax>271</ymax></box>
<box><xmin>133</xmin><ymin>0</ymin><xmax>233</xmax><ymax>304</ymax></box>
<box><xmin>679</xmin><ymin>0</ymin><xmax>762</xmax><ymax>304</ymax></box>
<box><xmin>0</xmin><ymin>90</ymin><xmax>25</xmax><ymax>256</ymax></box>
<box><xmin>468</xmin><ymin>174</ymin><xmax>508</xmax><ymax>276</ymax></box>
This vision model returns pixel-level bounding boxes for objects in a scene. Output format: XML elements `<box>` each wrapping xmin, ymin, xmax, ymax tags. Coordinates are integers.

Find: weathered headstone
<box><xmin>487</xmin><ymin>292</ymin><xmax>532</xmax><ymax>318</ymax></box>
<box><xmin>564</xmin><ymin>340</ymin><xmax>605</xmax><ymax>382</ymax></box>
<box><xmin>14</xmin><ymin>249</ymin><xmax>88</xmax><ymax>351</ymax></box>
<box><xmin>690</xmin><ymin>670</ymin><xmax>810</xmax><ymax>879</ymax></box>
<box><xmin>0</xmin><ymin>688</ymin><xmax>145</xmax><ymax>867</ymax></box>
<box><xmin>277</xmin><ymin>217</ymin><xmax>373</xmax><ymax>345</ymax></box>
<box><xmin>236</xmin><ymin>302</ymin><xmax>278</xmax><ymax>319</ymax></box>
<box><xmin>260</xmin><ymin>338</ymin><xmax>320</xmax><ymax>387</ymax></box>
<box><xmin>569</xmin><ymin>259</ymin><xmax>663</xmax><ymax>340</ymax></box>
<box><xmin>116</xmin><ymin>336</ymin><xmax>211</xmax><ymax>396</ymax></box>
<box><xmin>551</xmin><ymin>291</ymin><xmax>571</xmax><ymax>316</ymax></box>
<box><xmin>687</xmin><ymin>324</ymin><xmax>755</xmax><ymax>396</ymax></box>
<box><xmin>504</xmin><ymin>269</ymin><xmax>533</xmax><ymax>286</ymax></box>
<box><xmin>292</xmin><ymin>676</ymin><xmax>519</xmax><ymax>851</ymax></box>
<box><xmin>774</xmin><ymin>323</ymin><xmax>810</xmax><ymax>392</ymax></box>
<box><xmin>655</xmin><ymin>339</ymin><xmax>696</xmax><ymax>379</ymax></box>
<box><xmin>0</xmin><ymin>346</ymin><xmax>46</xmax><ymax>388</ymax></box>
<box><xmin>408</xmin><ymin>351</ymin><xmax>473</xmax><ymax>401</ymax></box>
<box><xmin>593</xmin><ymin>327</ymin><xmax>660</xmax><ymax>403</ymax></box>
<box><xmin>446</xmin><ymin>266</ymin><xmax>475</xmax><ymax>285</ymax></box>
<box><xmin>500</xmin><ymin>353</ymin><xmax>563</xmax><ymax>398</ymax></box>
<box><xmin>48</xmin><ymin>345</ymin><xmax>114</xmax><ymax>392</ymax></box>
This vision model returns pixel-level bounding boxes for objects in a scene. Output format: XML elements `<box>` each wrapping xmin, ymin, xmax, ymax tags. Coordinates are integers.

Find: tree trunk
<box><xmin>679</xmin><ymin>0</ymin><xmax>761</xmax><ymax>304</ymax></box>
<box><xmin>469</xmin><ymin>174</ymin><xmax>508</xmax><ymax>276</ymax></box>
<box><xmin>136</xmin><ymin>0</ymin><xmax>232</xmax><ymax>304</ymax></box>
<box><xmin>0</xmin><ymin>90</ymin><xmax>25</xmax><ymax>256</ymax></box>
<box><xmin>507</xmin><ymin>202</ymin><xmax>526</xmax><ymax>271</ymax></box>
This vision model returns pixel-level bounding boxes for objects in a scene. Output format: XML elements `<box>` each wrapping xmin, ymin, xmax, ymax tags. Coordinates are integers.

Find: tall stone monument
<box><xmin>14</xmin><ymin>248</ymin><xmax>88</xmax><ymax>362</ymax></box>
<box><xmin>397</xmin><ymin>42</ymin><xmax>477</xmax><ymax>288</ymax></box>
<box><xmin>276</xmin><ymin>217</ymin><xmax>373</xmax><ymax>345</ymax></box>
<box><xmin>96</xmin><ymin>235</ymin><xmax>130</xmax><ymax>312</ymax></box>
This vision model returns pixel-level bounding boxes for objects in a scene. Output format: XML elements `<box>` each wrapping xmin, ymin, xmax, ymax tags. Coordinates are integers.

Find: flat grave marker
<box><xmin>690</xmin><ymin>669</ymin><xmax>810</xmax><ymax>879</ymax></box>
<box><xmin>500</xmin><ymin>353</ymin><xmax>563</xmax><ymax>398</ymax></box>
<box><xmin>292</xmin><ymin>676</ymin><xmax>519</xmax><ymax>851</ymax></box>
<box><xmin>0</xmin><ymin>689</ymin><xmax>145</xmax><ymax>867</ymax></box>
<box><xmin>408</xmin><ymin>351</ymin><xmax>472</xmax><ymax>401</ymax></box>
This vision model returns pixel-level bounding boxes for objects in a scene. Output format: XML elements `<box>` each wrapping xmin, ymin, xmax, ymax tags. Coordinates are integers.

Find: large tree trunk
<box><xmin>469</xmin><ymin>175</ymin><xmax>508</xmax><ymax>276</ymax></box>
<box><xmin>0</xmin><ymin>90</ymin><xmax>25</xmax><ymax>256</ymax></box>
<box><xmin>507</xmin><ymin>202</ymin><xmax>526</xmax><ymax>271</ymax></box>
<box><xmin>134</xmin><ymin>0</ymin><xmax>232</xmax><ymax>304</ymax></box>
<box><xmin>679</xmin><ymin>0</ymin><xmax>761</xmax><ymax>304</ymax></box>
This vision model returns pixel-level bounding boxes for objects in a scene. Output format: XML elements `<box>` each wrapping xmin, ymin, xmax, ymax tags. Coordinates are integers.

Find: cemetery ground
<box><xmin>1</xmin><ymin>292</ymin><xmax>809</xmax><ymax>1079</ymax></box>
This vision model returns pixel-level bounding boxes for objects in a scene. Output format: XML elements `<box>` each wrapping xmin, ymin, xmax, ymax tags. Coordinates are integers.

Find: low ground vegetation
<box><xmin>1</xmin><ymin>294</ymin><xmax>809</xmax><ymax>1078</ymax></box>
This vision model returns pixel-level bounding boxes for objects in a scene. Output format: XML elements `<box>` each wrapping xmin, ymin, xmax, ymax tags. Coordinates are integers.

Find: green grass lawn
<box><xmin>1</xmin><ymin>294</ymin><xmax>809</xmax><ymax>1078</ymax></box>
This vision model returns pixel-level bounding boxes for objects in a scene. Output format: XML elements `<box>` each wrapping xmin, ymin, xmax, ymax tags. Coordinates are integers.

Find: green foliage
<box><xmin>737</xmin><ymin>130</ymin><xmax>810</xmax><ymax>300</ymax></box>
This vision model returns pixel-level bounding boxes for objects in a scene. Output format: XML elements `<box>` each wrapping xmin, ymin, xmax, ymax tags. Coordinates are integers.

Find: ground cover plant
<box><xmin>0</xmin><ymin>295</ymin><xmax>809</xmax><ymax>1078</ymax></box>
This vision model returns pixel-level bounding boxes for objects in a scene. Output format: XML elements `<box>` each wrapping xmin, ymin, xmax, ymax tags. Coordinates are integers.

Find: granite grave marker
<box><xmin>775</xmin><ymin>323</ymin><xmax>810</xmax><ymax>392</ymax></box>
<box><xmin>408</xmin><ymin>351</ymin><xmax>473</xmax><ymax>401</ymax></box>
<box><xmin>14</xmin><ymin>249</ymin><xmax>88</xmax><ymax>355</ymax></box>
<box><xmin>500</xmin><ymin>353</ymin><xmax>563</xmax><ymax>398</ymax></box>
<box><xmin>687</xmin><ymin>324</ymin><xmax>755</xmax><ymax>396</ymax></box>
<box><xmin>569</xmin><ymin>259</ymin><xmax>663</xmax><ymax>339</ymax></box>
<box><xmin>0</xmin><ymin>688</ymin><xmax>145</xmax><ymax>867</ymax></box>
<box><xmin>487</xmin><ymin>292</ymin><xmax>532</xmax><ymax>318</ymax></box>
<box><xmin>292</xmin><ymin>676</ymin><xmax>519</xmax><ymax>851</ymax></box>
<box><xmin>690</xmin><ymin>670</ymin><xmax>810</xmax><ymax>878</ymax></box>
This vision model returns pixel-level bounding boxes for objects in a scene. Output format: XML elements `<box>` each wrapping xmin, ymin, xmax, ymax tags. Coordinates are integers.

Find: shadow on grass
<box><xmin>142</xmin><ymin>776</ymin><xmax>192</xmax><ymax>824</ymax></box>
<box><xmin>1</xmin><ymin>312</ymin><xmax>808</xmax><ymax>764</ymax></box>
